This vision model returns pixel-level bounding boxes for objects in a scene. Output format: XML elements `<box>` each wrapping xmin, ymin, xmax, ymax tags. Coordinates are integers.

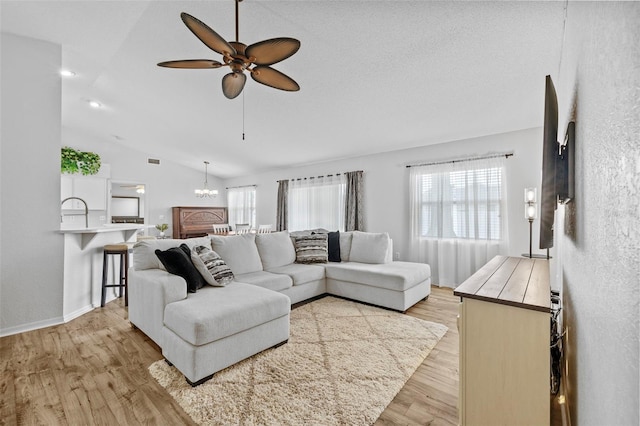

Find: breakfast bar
<box><xmin>59</xmin><ymin>224</ymin><xmax>145</xmax><ymax>322</ymax></box>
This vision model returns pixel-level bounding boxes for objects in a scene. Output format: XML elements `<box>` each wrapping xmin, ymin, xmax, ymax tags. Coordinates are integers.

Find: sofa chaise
<box><xmin>129</xmin><ymin>231</ymin><xmax>431</xmax><ymax>385</ymax></box>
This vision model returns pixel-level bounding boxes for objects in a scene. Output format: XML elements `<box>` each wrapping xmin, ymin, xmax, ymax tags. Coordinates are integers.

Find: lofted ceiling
<box><xmin>1</xmin><ymin>1</ymin><xmax>566</xmax><ymax>178</ymax></box>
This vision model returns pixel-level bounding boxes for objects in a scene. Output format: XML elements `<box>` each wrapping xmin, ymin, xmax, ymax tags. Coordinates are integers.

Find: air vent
<box><xmin>148</xmin><ymin>158</ymin><xmax>160</xmax><ymax>165</ymax></box>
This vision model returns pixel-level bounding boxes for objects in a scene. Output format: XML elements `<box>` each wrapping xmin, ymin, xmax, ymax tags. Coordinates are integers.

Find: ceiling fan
<box><xmin>119</xmin><ymin>184</ymin><xmax>145</xmax><ymax>194</ymax></box>
<box><xmin>158</xmin><ymin>0</ymin><xmax>300</xmax><ymax>99</ymax></box>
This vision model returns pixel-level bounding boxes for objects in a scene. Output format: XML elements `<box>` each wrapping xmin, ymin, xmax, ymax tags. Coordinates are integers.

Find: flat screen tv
<box><xmin>539</xmin><ymin>75</ymin><xmax>574</xmax><ymax>250</ymax></box>
<box><xmin>539</xmin><ymin>75</ymin><xmax>558</xmax><ymax>250</ymax></box>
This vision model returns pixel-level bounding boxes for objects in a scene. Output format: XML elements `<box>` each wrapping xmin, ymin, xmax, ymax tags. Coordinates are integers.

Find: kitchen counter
<box><xmin>59</xmin><ymin>224</ymin><xmax>146</xmax><ymax>249</ymax></box>
<box><xmin>60</xmin><ymin>224</ymin><xmax>148</xmax><ymax>321</ymax></box>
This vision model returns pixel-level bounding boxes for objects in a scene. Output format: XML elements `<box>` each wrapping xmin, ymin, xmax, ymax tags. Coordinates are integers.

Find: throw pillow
<box><xmin>255</xmin><ymin>231</ymin><xmax>296</xmax><ymax>269</ymax></box>
<box><xmin>155</xmin><ymin>245</ymin><xmax>206</xmax><ymax>293</ymax></box>
<box><xmin>348</xmin><ymin>231</ymin><xmax>391</xmax><ymax>264</ymax></box>
<box><xmin>327</xmin><ymin>231</ymin><xmax>341</xmax><ymax>262</ymax></box>
<box><xmin>294</xmin><ymin>234</ymin><xmax>328</xmax><ymax>264</ymax></box>
<box><xmin>190</xmin><ymin>245</ymin><xmax>234</xmax><ymax>287</ymax></box>
<box><xmin>313</xmin><ymin>230</ymin><xmax>340</xmax><ymax>262</ymax></box>
<box><xmin>339</xmin><ymin>231</ymin><xmax>353</xmax><ymax>262</ymax></box>
<box><xmin>210</xmin><ymin>233</ymin><xmax>263</xmax><ymax>275</ymax></box>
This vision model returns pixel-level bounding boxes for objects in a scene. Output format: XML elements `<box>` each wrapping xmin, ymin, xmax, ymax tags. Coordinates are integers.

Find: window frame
<box><xmin>414</xmin><ymin>163</ymin><xmax>505</xmax><ymax>241</ymax></box>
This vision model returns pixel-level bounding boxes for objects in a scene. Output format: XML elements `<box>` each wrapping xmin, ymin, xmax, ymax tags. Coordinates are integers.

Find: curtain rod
<box><xmin>225</xmin><ymin>184</ymin><xmax>257</xmax><ymax>190</ymax></box>
<box><xmin>277</xmin><ymin>170</ymin><xmax>363</xmax><ymax>183</ymax></box>
<box><xmin>406</xmin><ymin>152</ymin><xmax>513</xmax><ymax>168</ymax></box>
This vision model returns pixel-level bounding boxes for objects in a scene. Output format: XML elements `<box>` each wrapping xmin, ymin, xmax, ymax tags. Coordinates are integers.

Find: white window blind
<box><xmin>288</xmin><ymin>175</ymin><xmax>345</xmax><ymax>232</ymax></box>
<box><xmin>227</xmin><ymin>186</ymin><xmax>256</xmax><ymax>228</ymax></box>
<box><xmin>418</xmin><ymin>166</ymin><xmax>503</xmax><ymax>240</ymax></box>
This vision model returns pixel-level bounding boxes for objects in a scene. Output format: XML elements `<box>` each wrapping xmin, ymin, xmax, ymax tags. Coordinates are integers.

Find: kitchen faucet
<box><xmin>61</xmin><ymin>197</ymin><xmax>89</xmax><ymax>228</ymax></box>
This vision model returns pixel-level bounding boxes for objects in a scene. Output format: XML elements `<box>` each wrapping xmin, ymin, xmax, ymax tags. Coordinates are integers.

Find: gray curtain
<box><xmin>344</xmin><ymin>171</ymin><xmax>363</xmax><ymax>231</ymax></box>
<box><xmin>276</xmin><ymin>180</ymin><xmax>289</xmax><ymax>231</ymax></box>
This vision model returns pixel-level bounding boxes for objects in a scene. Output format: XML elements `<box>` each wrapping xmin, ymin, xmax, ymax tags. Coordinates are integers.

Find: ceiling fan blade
<box><xmin>157</xmin><ymin>59</ymin><xmax>223</xmax><ymax>69</ymax></box>
<box><xmin>245</xmin><ymin>38</ymin><xmax>300</xmax><ymax>66</ymax></box>
<box><xmin>180</xmin><ymin>12</ymin><xmax>236</xmax><ymax>57</ymax></box>
<box><xmin>222</xmin><ymin>72</ymin><xmax>247</xmax><ymax>99</ymax></box>
<box><xmin>251</xmin><ymin>66</ymin><xmax>300</xmax><ymax>92</ymax></box>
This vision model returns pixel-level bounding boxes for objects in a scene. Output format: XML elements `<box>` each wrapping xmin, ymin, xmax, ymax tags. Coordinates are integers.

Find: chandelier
<box><xmin>195</xmin><ymin>161</ymin><xmax>218</xmax><ymax>198</ymax></box>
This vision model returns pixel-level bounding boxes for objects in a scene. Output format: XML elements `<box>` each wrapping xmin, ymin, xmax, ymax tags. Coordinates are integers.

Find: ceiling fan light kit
<box><xmin>158</xmin><ymin>0</ymin><xmax>300</xmax><ymax>99</ymax></box>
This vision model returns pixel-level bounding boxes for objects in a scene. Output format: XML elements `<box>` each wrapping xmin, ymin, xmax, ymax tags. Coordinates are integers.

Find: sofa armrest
<box><xmin>128</xmin><ymin>268</ymin><xmax>187</xmax><ymax>347</ymax></box>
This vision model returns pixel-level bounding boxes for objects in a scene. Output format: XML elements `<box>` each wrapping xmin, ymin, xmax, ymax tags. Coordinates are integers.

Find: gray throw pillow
<box><xmin>293</xmin><ymin>234</ymin><xmax>328</xmax><ymax>264</ymax></box>
<box><xmin>190</xmin><ymin>245</ymin><xmax>234</xmax><ymax>286</ymax></box>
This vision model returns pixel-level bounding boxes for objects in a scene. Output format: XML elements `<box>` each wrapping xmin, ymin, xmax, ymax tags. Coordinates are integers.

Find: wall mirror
<box><xmin>110</xmin><ymin>182</ymin><xmax>146</xmax><ymax>224</ymax></box>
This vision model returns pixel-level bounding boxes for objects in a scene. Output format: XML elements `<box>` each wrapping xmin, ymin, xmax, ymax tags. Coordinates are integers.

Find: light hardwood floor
<box><xmin>1</xmin><ymin>286</ymin><xmax>460</xmax><ymax>425</ymax></box>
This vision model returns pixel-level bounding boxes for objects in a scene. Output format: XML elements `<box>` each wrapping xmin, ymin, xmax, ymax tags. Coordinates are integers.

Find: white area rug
<box><xmin>149</xmin><ymin>296</ymin><xmax>448</xmax><ymax>425</ymax></box>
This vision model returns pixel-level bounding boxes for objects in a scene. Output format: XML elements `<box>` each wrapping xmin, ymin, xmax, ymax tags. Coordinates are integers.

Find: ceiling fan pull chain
<box><xmin>242</xmin><ymin>89</ymin><xmax>246</xmax><ymax>141</ymax></box>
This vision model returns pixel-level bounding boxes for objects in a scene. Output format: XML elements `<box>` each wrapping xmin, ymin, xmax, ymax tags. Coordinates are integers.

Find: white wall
<box><xmin>223</xmin><ymin>127</ymin><xmax>544</xmax><ymax>278</ymax></box>
<box><xmin>64</xmin><ymin>128</ymin><xmax>226</xmax><ymax>238</ymax></box>
<box><xmin>0</xmin><ymin>32</ymin><xmax>227</xmax><ymax>335</ymax></box>
<box><xmin>554</xmin><ymin>3</ymin><xmax>639</xmax><ymax>425</ymax></box>
<box><xmin>0</xmin><ymin>34</ymin><xmax>65</xmax><ymax>334</ymax></box>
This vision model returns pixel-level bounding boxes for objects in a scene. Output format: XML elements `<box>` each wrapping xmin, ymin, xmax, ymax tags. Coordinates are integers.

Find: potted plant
<box><xmin>61</xmin><ymin>146</ymin><xmax>101</xmax><ymax>175</ymax></box>
<box><xmin>155</xmin><ymin>223</ymin><xmax>169</xmax><ymax>238</ymax></box>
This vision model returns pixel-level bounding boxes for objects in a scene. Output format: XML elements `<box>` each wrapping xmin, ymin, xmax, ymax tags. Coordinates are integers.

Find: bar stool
<box><xmin>101</xmin><ymin>243</ymin><xmax>130</xmax><ymax>307</ymax></box>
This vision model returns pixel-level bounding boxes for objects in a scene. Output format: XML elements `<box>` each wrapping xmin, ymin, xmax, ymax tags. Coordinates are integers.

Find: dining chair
<box><xmin>257</xmin><ymin>224</ymin><xmax>273</xmax><ymax>234</ymax></box>
<box><xmin>235</xmin><ymin>224</ymin><xmax>251</xmax><ymax>235</ymax></box>
<box><xmin>212</xmin><ymin>224</ymin><xmax>230</xmax><ymax>235</ymax></box>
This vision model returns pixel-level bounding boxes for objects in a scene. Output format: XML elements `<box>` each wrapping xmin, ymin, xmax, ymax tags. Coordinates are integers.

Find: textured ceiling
<box><xmin>1</xmin><ymin>1</ymin><xmax>566</xmax><ymax>178</ymax></box>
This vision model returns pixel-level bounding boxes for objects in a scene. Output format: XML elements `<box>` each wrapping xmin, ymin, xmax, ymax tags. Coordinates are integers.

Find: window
<box><xmin>409</xmin><ymin>155</ymin><xmax>509</xmax><ymax>286</ymax></box>
<box><xmin>417</xmin><ymin>166</ymin><xmax>503</xmax><ymax>240</ymax></box>
<box><xmin>288</xmin><ymin>175</ymin><xmax>345</xmax><ymax>231</ymax></box>
<box><xmin>227</xmin><ymin>186</ymin><xmax>256</xmax><ymax>228</ymax></box>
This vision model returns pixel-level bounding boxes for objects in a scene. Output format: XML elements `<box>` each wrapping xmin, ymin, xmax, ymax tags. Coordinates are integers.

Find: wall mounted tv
<box><xmin>539</xmin><ymin>75</ymin><xmax>574</xmax><ymax>250</ymax></box>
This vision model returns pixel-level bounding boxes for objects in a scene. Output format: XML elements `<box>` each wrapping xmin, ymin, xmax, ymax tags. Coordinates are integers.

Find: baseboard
<box><xmin>0</xmin><ymin>304</ymin><xmax>95</xmax><ymax>338</ymax></box>
<box><xmin>0</xmin><ymin>316</ymin><xmax>64</xmax><ymax>338</ymax></box>
<box><xmin>63</xmin><ymin>304</ymin><xmax>95</xmax><ymax>323</ymax></box>
<box><xmin>558</xmin><ymin>372</ymin><xmax>572</xmax><ymax>426</ymax></box>
<box><xmin>551</xmin><ymin>373</ymin><xmax>571</xmax><ymax>426</ymax></box>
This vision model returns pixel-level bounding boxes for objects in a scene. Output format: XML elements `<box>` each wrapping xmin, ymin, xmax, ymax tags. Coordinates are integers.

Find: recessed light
<box><xmin>60</xmin><ymin>69</ymin><xmax>76</xmax><ymax>77</ymax></box>
<box><xmin>89</xmin><ymin>100</ymin><xmax>102</xmax><ymax>108</ymax></box>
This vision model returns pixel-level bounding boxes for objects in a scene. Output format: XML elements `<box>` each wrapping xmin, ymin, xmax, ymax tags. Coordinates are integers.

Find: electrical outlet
<box><xmin>394</xmin><ymin>252</ymin><xmax>400</xmax><ymax>260</ymax></box>
<box><xmin>99</xmin><ymin>216</ymin><xmax>106</xmax><ymax>221</ymax></box>
<box><xmin>159</xmin><ymin>215</ymin><xmax>164</xmax><ymax>220</ymax></box>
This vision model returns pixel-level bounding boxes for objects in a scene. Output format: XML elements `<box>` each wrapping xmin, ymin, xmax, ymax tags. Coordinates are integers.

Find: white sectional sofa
<box><xmin>129</xmin><ymin>231</ymin><xmax>431</xmax><ymax>385</ymax></box>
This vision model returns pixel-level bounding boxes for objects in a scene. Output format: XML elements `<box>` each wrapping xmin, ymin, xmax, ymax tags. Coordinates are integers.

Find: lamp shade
<box><xmin>525</xmin><ymin>204</ymin><xmax>537</xmax><ymax>219</ymax></box>
<box><xmin>524</xmin><ymin>187</ymin><xmax>537</xmax><ymax>203</ymax></box>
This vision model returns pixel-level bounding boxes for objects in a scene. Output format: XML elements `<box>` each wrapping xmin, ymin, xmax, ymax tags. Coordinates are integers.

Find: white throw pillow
<box><xmin>348</xmin><ymin>231</ymin><xmax>390</xmax><ymax>264</ymax></box>
<box><xmin>255</xmin><ymin>231</ymin><xmax>296</xmax><ymax>269</ymax></box>
<box><xmin>210</xmin><ymin>233</ymin><xmax>263</xmax><ymax>275</ymax></box>
<box><xmin>339</xmin><ymin>231</ymin><xmax>353</xmax><ymax>262</ymax></box>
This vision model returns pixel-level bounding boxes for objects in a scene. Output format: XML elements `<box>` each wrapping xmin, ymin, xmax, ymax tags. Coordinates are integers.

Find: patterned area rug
<box><xmin>149</xmin><ymin>296</ymin><xmax>448</xmax><ymax>425</ymax></box>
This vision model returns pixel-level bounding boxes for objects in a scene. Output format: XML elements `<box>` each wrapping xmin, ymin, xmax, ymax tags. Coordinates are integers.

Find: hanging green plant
<box><xmin>61</xmin><ymin>146</ymin><xmax>101</xmax><ymax>175</ymax></box>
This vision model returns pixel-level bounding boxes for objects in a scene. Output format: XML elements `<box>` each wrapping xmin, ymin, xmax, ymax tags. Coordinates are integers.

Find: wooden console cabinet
<box><xmin>454</xmin><ymin>255</ymin><xmax>550</xmax><ymax>426</ymax></box>
<box><xmin>172</xmin><ymin>206</ymin><xmax>228</xmax><ymax>239</ymax></box>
